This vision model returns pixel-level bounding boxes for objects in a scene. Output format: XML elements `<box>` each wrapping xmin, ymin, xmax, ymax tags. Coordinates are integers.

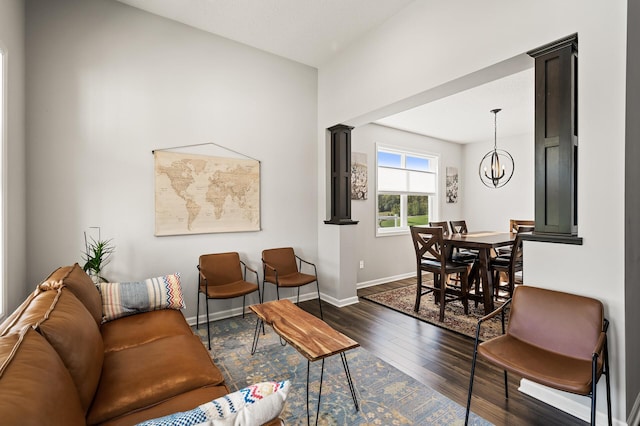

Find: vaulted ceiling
<box><xmin>115</xmin><ymin>0</ymin><xmax>533</xmax><ymax>144</ymax></box>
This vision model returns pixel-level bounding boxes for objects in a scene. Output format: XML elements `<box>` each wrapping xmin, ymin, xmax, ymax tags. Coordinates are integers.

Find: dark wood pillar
<box><xmin>526</xmin><ymin>34</ymin><xmax>582</xmax><ymax>244</ymax></box>
<box><xmin>325</xmin><ymin>124</ymin><xmax>358</xmax><ymax>225</ymax></box>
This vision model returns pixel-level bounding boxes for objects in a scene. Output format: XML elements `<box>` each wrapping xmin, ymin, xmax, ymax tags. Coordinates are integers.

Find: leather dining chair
<box><xmin>196</xmin><ymin>252</ymin><xmax>261</xmax><ymax>349</ymax></box>
<box><xmin>465</xmin><ymin>285</ymin><xmax>611</xmax><ymax>426</ymax></box>
<box><xmin>261</xmin><ymin>247</ymin><xmax>323</xmax><ymax>319</ymax></box>
<box><xmin>489</xmin><ymin>225</ymin><xmax>534</xmax><ymax>299</ymax></box>
<box><xmin>410</xmin><ymin>226</ymin><xmax>470</xmax><ymax>321</ymax></box>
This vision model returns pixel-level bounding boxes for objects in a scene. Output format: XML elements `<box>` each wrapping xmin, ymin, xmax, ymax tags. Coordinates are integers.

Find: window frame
<box><xmin>375</xmin><ymin>143</ymin><xmax>439</xmax><ymax>237</ymax></box>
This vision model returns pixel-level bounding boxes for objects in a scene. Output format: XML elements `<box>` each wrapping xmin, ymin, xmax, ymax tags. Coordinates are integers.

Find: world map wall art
<box><xmin>154</xmin><ymin>151</ymin><xmax>260</xmax><ymax>236</ymax></box>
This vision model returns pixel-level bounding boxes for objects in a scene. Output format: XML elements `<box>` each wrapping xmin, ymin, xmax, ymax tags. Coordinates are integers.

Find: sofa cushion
<box><xmin>136</xmin><ymin>381</ymin><xmax>290</xmax><ymax>426</ymax></box>
<box><xmin>44</xmin><ymin>263</ymin><xmax>103</xmax><ymax>325</ymax></box>
<box><xmin>35</xmin><ymin>288</ymin><xmax>104</xmax><ymax>413</ymax></box>
<box><xmin>0</xmin><ymin>288</ymin><xmax>58</xmax><ymax>336</ymax></box>
<box><xmin>99</xmin><ymin>386</ymin><xmax>230</xmax><ymax>426</ymax></box>
<box><xmin>97</xmin><ymin>273</ymin><xmax>185</xmax><ymax>323</ymax></box>
<box><xmin>0</xmin><ymin>326</ymin><xmax>86</xmax><ymax>426</ymax></box>
<box><xmin>101</xmin><ymin>308</ymin><xmax>193</xmax><ymax>352</ymax></box>
<box><xmin>87</xmin><ymin>334</ymin><xmax>225</xmax><ymax>425</ymax></box>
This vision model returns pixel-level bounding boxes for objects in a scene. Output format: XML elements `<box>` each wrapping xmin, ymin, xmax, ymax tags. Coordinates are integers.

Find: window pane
<box><xmin>406</xmin><ymin>156</ymin><xmax>430</xmax><ymax>171</ymax></box>
<box><xmin>378</xmin><ymin>151</ymin><xmax>401</xmax><ymax>168</ymax></box>
<box><xmin>378</xmin><ymin>194</ymin><xmax>401</xmax><ymax>228</ymax></box>
<box><xmin>407</xmin><ymin>195</ymin><xmax>429</xmax><ymax>226</ymax></box>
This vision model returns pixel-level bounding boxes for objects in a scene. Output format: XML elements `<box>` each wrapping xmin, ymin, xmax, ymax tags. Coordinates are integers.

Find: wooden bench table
<box><xmin>250</xmin><ymin>299</ymin><xmax>359</xmax><ymax>425</ymax></box>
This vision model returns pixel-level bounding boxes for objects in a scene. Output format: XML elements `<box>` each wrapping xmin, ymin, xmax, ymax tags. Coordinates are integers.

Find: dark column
<box><xmin>325</xmin><ymin>124</ymin><xmax>358</xmax><ymax>225</ymax></box>
<box><xmin>526</xmin><ymin>34</ymin><xmax>582</xmax><ymax>244</ymax></box>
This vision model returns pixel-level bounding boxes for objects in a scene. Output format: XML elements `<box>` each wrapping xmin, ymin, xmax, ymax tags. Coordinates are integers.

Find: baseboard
<box><xmin>186</xmin><ymin>290</ymin><xmax>357</xmax><ymax>326</ymax></box>
<box><xmin>320</xmin><ymin>293</ymin><xmax>359</xmax><ymax>307</ymax></box>
<box><xmin>519</xmin><ymin>379</ymin><xmax>625</xmax><ymax>426</ymax></box>
<box><xmin>357</xmin><ymin>272</ymin><xmax>414</xmax><ymax>289</ymax></box>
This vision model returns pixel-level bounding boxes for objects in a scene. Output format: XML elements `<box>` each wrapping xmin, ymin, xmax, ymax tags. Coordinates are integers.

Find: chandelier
<box><xmin>478</xmin><ymin>108</ymin><xmax>514</xmax><ymax>188</ymax></box>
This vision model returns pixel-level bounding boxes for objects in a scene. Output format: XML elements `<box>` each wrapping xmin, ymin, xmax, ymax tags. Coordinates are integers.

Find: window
<box><xmin>376</xmin><ymin>145</ymin><xmax>437</xmax><ymax>235</ymax></box>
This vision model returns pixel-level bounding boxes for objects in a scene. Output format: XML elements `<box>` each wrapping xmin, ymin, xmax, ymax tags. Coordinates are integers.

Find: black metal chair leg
<box><xmin>465</xmin><ymin>325</ymin><xmax>482</xmax><ymax>426</ymax></box>
<box><xmin>297</xmin><ymin>287</ymin><xmax>300</xmax><ymax>305</ymax></box>
<box><xmin>242</xmin><ymin>295</ymin><xmax>246</xmax><ymax>318</ymax></box>
<box><xmin>205</xmin><ymin>298</ymin><xmax>211</xmax><ymax>350</ymax></box>
<box><xmin>316</xmin><ymin>281</ymin><xmax>323</xmax><ymax>319</ymax></box>
<box><xmin>591</xmin><ymin>354</ymin><xmax>598</xmax><ymax>425</ymax></box>
<box><xmin>196</xmin><ymin>292</ymin><xmax>200</xmax><ymax>330</ymax></box>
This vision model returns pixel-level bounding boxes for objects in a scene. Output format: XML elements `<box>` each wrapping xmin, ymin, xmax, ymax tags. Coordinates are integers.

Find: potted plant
<box><xmin>82</xmin><ymin>229</ymin><xmax>114</xmax><ymax>283</ymax></box>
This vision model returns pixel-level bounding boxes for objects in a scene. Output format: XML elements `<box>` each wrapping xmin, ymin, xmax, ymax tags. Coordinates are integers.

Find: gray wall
<box><xmin>351</xmin><ymin>123</ymin><xmax>463</xmax><ymax>285</ymax></box>
<box><xmin>0</xmin><ymin>0</ymin><xmax>26</xmax><ymax>319</ymax></box>
<box><xmin>25</xmin><ymin>0</ymin><xmax>318</xmax><ymax>321</ymax></box>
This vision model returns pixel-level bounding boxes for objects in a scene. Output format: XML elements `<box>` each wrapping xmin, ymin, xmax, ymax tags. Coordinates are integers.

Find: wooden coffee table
<box><xmin>250</xmin><ymin>299</ymin><xmax>359</xmax><ymax>425</ymax></box>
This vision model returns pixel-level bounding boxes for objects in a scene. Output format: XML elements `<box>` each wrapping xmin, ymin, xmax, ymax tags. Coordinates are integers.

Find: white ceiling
<box><xmin>115</xmin><ymin>0</ymin><xmax>533</xmax><ymax>144</ymax></box>
<box><xmin>375</xmin><ymin>68</ymin><xmax>535</xmax><ymax>144</ymax></box>
<box><xmin>115</xmin><ymin>0</ymin><xmax>415</xmax><ymax>68</ymax></box>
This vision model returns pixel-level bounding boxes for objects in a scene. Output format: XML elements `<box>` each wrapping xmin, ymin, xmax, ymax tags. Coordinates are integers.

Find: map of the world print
<box><xmin>154</xmin><ymin>151</ymin><xmax>260</xmax><ymax>236</ymax></box>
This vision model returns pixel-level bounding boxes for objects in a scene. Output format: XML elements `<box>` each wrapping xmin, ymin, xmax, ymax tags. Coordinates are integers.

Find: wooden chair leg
<box><xmin>462</xmin><ymin>270</ymin><xmax>469</xmax><ymax>315</ymax></box>
<box><xmin>416</xmin><ymin>273</ymin><xmax>422</xmax><ymax>310</ymax></box>
<box><xmin>438</xmin><ymin>274</ymin><xmax>446</xmax><ymax>322</ymax></box>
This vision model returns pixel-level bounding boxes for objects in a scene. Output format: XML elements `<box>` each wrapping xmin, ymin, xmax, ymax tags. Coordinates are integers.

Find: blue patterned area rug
<box><xmin>194</xmin><ymin>315</ymin><xmax>492</xmax><ymax>425</ymax></box>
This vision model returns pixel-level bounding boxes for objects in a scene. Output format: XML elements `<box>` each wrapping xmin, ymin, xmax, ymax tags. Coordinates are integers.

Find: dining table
<box><xmin>443</xmin><ymin>231</ymin><xmax>516</xmax><ymax>314</ymax></box>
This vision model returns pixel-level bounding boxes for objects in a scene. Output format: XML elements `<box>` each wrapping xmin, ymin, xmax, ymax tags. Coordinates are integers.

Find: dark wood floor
<box><xmin>298</xmin><ymin>281</ymin><xmax>587</xmax><ymax>426</ymax></box>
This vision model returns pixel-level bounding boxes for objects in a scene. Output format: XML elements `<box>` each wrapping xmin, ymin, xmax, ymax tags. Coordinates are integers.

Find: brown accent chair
<box><xmin>261</xmin><ymin>247</ymin><xmax>323</xmax><ymax>318</ymax></box>
<box><xmin>465</xmin><ymin>285</ymin><xmax>611</xmax><ymax>426</ymax></box>
<box><xmin>410</xmin><ymin>226</ymin><xmax>470</xmax><ymax>321</ymax></box>
<box><xmin>197</xmin><ymin>252</ymin><xmax>260</xmax><ymax>349</ymax></box>
<box><xmin>489</xmin><ymin>226</ymin><xmax>534</xmax><ymax>299</ymax></box>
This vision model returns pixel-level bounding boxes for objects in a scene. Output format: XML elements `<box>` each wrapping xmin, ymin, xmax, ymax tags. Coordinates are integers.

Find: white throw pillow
<box><xmin>136</xmin><ymin>380</ymin><xmax>290</xmax><ymax>426</ymax></box>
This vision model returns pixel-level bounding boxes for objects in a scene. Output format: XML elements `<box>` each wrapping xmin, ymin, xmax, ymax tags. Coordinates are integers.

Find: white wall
<box><xmin>0</xmin><ymin>0</ymin><xmax>26</xmax><ymax>318</ymax></box>
<box><xmin>351</xmin><ymin>123</ymin><xmax>463</xmax><ymax>284</ymax></box>
<box><xmin>462</xmin><ymin>132</ymin><xmax>535</xmax><ymax>232</ymax></box>
<box><xmin>25</xmin><ymin>0</ymin><xmax>318</xmax><ymax>320</ymax></box>
<box><xmin>318</xmin><ymin>0</ymin><xmax>628</xmax><ymax>422</ymax></box>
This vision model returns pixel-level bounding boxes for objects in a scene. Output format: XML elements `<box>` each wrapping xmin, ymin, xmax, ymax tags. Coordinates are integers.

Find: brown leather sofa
<box><xmin>0</xmin><ymin>264</ymin><xmax>282</xmax><ymax>426</ymax></box>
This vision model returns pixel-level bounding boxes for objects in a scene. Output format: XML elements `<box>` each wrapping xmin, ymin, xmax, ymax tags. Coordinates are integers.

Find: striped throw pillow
<box><xmin>97</xmin><ymin>274</ymin><xmax>185</xmax><ymax>323</ymax></box>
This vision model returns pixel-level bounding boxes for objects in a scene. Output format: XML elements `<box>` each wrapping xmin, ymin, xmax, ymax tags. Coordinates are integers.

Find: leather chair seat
<box><xmin>265</xmin><ymin>272</ymin><xmax>316</xmax><ymax>287</ymax></box>
<box><xmin>479</xmin><ymin>334</ymin><xmax>602</xmax><ymax>395</ymax></box>
<box><xmin>200</xmin><ymin>280</ymin><xmax>258</xmax><ymax>298</ymax></box>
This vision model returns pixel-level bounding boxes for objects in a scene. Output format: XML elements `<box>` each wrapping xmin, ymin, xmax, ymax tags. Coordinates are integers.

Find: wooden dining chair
<box><xmin>261</xmin><ymin>247</ymin><xmax>323</xmax><ymax>319</ymax></box>
<box><xmin>410</xmin><ymin>226</ymin><xmax>470</xmax><ymax>321</ymax></box>
<box><xmin>489</xmin><ymin>226</ymin><xmax>534</xmax><ymax>299</ymax></box>
<box><xmin>465</xmin><ymin>285</ymin><xmax>611</xmax><ymax>426</ymax></box>
<box><xmin>509</xmin><ymin>219</ymin><xmax>535</xmax><ymax>233</ymax></box>
<box><xmin>449</xmin><ymin>219</ymin><xmax>470</xmax><ymax>234</ymax></box>
<box><xmin>197</xmin><ymin>252</ymin><xmax>261</xmax><ymax>349</ymax></box>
